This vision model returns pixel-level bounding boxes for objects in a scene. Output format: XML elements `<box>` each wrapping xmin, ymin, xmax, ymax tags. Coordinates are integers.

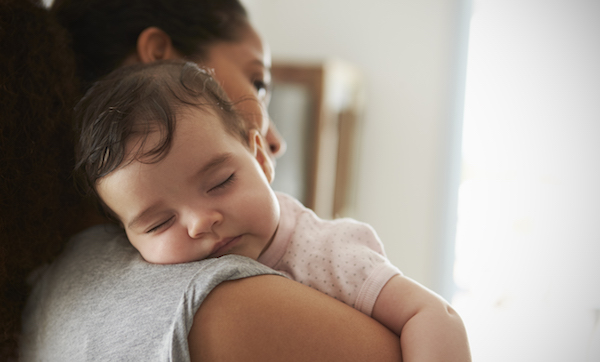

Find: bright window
<box><xmin>452</xmin><ymin>1</ymin><xmax>600</xmax><ymax>360</ymax></box>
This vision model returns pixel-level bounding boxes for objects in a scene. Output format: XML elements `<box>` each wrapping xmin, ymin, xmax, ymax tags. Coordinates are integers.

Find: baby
<box><xmin>75</xmin><ymin>60</ymin><xmax>471</xmax><ymax>361</ymax></box>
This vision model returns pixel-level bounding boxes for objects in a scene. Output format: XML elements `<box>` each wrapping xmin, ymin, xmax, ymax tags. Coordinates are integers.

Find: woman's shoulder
<box><xmin>31</xmin><ymin>225</ymin><xmax>279</xmax><ymax>299</ymax></box>
<box><xmin>64</xmin><ymin>223</ymin><xmax>133</xmax><ymax>258</ymax></box>
<box><xmin>21</xmin><ymin>224</ymin><xmax>280</xmax><ymax>361</ymax></box>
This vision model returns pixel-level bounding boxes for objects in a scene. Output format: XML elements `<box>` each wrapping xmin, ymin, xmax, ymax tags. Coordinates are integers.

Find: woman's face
<box><xmin>201</xmin><ymin>25</ymin><xmax>286</xmax><ymax>161</ymax></box>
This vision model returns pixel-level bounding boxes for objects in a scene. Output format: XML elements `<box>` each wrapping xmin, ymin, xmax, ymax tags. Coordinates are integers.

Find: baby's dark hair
<box><xmin>74</xmin><ymin>60</ymin><xmax>247</xmax><ymax>206</ymax></box>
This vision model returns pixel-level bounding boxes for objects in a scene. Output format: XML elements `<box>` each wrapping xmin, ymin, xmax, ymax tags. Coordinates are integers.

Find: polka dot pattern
<box><xmin>258</xmin><ymin>193</ymin><xmax>401</xmax><ymax>316</ymax></box>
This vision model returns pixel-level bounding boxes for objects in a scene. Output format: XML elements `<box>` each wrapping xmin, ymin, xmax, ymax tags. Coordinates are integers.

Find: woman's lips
<box><xmin>209</xmin><ymin>235</ymin><xmax>242</xmax><ymax>258</ymax></box>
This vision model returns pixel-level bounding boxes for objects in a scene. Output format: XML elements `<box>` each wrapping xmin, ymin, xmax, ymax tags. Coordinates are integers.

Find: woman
<box><xmin>12</xmin><ymin>0</ymin><xmax>403</xmax><ymax>360</ymax></box>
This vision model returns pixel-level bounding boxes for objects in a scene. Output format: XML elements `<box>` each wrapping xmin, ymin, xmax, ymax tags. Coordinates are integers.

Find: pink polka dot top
<box><xmin>258</xmin><ymin>193</ymin><xmax>401</xmax><ymax>316</ymax></box>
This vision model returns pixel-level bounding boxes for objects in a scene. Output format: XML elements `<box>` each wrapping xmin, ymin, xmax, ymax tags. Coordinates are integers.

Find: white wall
<box><xmin>243</xmin><ymin>0</ymin><xmax>470</xmax><ymax>293</ymax></box>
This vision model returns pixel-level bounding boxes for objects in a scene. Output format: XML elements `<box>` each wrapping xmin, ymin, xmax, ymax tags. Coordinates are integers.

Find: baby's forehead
<box><xmin>176</xmin><ymin>105</ymin><xmax>238</xmax><ymax>136</ymax></box>
<box><xmin>134</xmin><ymin>106</ymin><xmax>241</xmax><ymax>151</ymax></box>
<box><xmin>127</xmin><ymin>105</ymin><xmax>218</xmax><ymax>148</ymax></box>
<box><xmin>178</xmin><ymin>104</ymin><xmax>250</xmax><ymax>142</ymax></box>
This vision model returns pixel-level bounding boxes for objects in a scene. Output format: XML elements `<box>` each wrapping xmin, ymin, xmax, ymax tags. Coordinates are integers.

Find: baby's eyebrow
<box><xmin>127</xmin><ymin>203</ymin><xmax>164</xmax><ymax>231</ymax></box>
<box><xmin>191</xmin><ymin>152</ymin><xmax>233</xmax><ymax>180</ymax></box>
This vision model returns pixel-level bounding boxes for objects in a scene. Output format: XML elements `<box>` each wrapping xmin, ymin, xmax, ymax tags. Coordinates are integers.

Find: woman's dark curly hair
<box><xmin>51</xmin><ymin>0</ymin><xmax>249</xmax><ymax>90</ymax></box>
<box><xmin>0</xmin><ymin>0</ymin><xmax>86</xmax><ymax>359</ymax></box>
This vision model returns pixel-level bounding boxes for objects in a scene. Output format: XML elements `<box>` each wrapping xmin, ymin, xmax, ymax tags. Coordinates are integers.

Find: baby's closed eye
<box><xmin>208</xmin><ymin>173</ymin><xmax>236</xmax><ymax>193</ymax></box>
<box><xmin>147</xmin><ymin>216</ymin><xmax>175</xmax><ymax>234</ymax></box>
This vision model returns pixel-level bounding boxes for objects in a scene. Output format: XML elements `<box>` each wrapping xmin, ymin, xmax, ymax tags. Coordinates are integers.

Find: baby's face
<box><xmin>96</xmin><ymin>108</ymin><xmax>280</xmax><ymax>264</ymax></box>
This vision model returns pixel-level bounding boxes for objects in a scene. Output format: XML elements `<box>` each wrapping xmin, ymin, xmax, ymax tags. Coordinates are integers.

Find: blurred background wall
<box><xmin>243</xmin><ymin>0</ymin><xmax>471</xmax><ymax>298</ymax></box>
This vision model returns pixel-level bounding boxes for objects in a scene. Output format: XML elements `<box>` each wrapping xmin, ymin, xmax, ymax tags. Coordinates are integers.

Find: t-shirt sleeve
<box><xmin>21</xmin><ymin>224</ymin><xmax>283</xmax><ymax>362</ymax></box>
<box><xmin>167</xmin><ymin>255</ymin><xmax>284</xmax><ymax>361</ymax></box>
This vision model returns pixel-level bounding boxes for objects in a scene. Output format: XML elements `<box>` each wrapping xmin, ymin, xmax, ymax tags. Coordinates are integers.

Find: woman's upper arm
<box><xmin>188</xmin><ymin>274</ymin><xmax>402</xmax><ymax>362</ymax></box>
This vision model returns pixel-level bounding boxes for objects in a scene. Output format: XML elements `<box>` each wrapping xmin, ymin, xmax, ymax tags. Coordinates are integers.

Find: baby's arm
<box><xmin>371</xmin><ymin>275</ymin><xmax>471</xmax><ymax>362</ymax></box>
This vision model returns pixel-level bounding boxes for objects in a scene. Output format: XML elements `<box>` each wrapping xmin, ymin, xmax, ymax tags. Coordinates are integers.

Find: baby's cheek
<box><xmin>137</xmin><ymin>238</ymin><xmax>178</xmax><ymax>264</ymax></box>
<box><xmin>262</xmin><ymin>194</ymin><xmax>281</xmax><ymax>236</ymax></box>
<box><xmin>139</xmin><ymin>245</ymin><xmax>166</xmax><ymax>264</ymax></box>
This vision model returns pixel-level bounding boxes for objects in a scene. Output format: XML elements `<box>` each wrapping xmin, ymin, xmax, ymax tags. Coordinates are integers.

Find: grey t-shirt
<box><xmin>20</xmin><ymin>224</ymin><xmax>282</xmax><ymax>361</ymax></box>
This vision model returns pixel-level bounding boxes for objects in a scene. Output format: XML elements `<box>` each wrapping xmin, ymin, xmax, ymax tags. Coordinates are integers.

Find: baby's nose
<box><xmin>188</xmin><ymin>210</ymin><xmax>222</xmax><ymax>239</ymax></box>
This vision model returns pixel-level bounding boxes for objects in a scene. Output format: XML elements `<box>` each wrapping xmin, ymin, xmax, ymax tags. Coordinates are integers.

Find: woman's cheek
<box><xmin>240</xmin><ymin>100</ymin><xmax>269</xmax><ymax>134</ymax></box>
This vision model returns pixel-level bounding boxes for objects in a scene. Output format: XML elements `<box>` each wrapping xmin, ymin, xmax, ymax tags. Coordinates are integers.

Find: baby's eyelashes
<box><xmin>208</xmin><ymin>173</ymin><xmax>236</xmax><ymax>193</ymax></box>
<box><xmin>146</xmin><ymin>216</ymin><xmax>175</xmax><ymax>234</ymax></box>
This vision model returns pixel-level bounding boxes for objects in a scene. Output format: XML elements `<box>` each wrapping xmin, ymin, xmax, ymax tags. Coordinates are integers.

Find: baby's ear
<box><xmin>248</xmin><ymin>129</ymin><xmax>275</xmax><ymax>184</ymax></box>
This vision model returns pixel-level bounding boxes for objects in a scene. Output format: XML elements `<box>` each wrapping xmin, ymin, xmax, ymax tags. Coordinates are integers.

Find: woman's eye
<box><xmin>147</xmin><ymin>216</ymin><xmax>174</xmax><ymax>234</ymax></box>
<box><xmin>209</xmin><ymin>173</ymin><xmax>236</xmax><ymax>193</ymax></box>
<box><xmin>253</xmin><ymin>80</ymin><xmax>268</xmax><ymax>99</ymax></box>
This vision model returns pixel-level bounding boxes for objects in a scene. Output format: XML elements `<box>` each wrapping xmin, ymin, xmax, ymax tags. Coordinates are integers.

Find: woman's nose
<box><xmin>188</xmin><ymin>210</ymin><xmax>222</xmax><ymax>239</ymax></box>
<box><xmin>266</xmin><ymin>121</ymin><xmax>286</xmax><ymax>158</ymax></box>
